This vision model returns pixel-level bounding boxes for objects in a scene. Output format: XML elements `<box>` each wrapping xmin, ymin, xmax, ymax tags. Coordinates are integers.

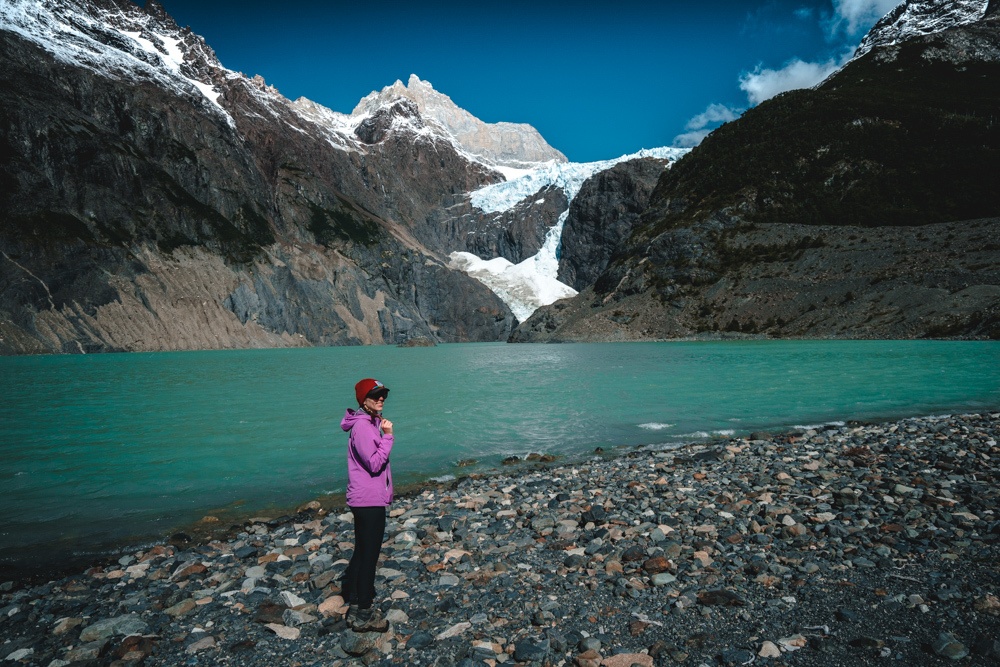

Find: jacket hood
<box><xmin>341</xmin><ymin>408</ymin><xmax>378</xmax><ymax>432</ymax></box>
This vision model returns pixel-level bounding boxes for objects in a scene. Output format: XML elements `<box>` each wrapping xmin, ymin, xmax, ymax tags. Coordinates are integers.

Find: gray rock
<box><xmin>64</xmin><ymin>641</ymin><xmax>107</xmax><ymax>663</ymax></box>
<box><xmin>407</xmin><ymin>630</ymin><xmax>434</xmax><ymax>649</ymax></box>
<box><xmin>437</xmin><ymin>573</ymin><xmax>461</xmax><ymax>587</ymax></box>
<box><xmin>341</xmin><ymin>627</ymin><xmax>388</xmax><ymax>656</ymax></box>
<box><xmin>719</xmin><ymin>647</ymin><xmax>756</xmax><ymax>665</ymax></box>
<box><xmin>651</xmin><ymin>572</ymin><xmax>677</xmax><ymax>586</ymax></box>
<box><xmin>79</xmin><ymin>614</ymin><xmax>147</xmax><ymax>642</ymax></box>
<box><xmin>513</xmin><ymin>636</ymin><xmax>550</xmax><ymax>662</ymax></box>
<box><xmin>933</xmin><ymin>633</ymin><xmax>969</xmax><ymax>660</ymax></box>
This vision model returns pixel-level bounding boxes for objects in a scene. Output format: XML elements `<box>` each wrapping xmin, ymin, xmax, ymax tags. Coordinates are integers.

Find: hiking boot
<box><xmin>350</xmin><ymin>606</ymin><xmax>389</xmax><ymax>633</ymax></box>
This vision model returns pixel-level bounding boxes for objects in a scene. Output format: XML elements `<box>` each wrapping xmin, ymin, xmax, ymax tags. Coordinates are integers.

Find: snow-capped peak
<box><xmin>286</xmin><ymin>74</ymin><xmax>570</xmax><ymax>167</ymax></box>
<box><xmin>854</xmin><ymin>0</ymin><xmax>990</xmax><ymax>58</ymax></box>
<box><xmin>352</xmin><ymin>74</ymin><xmax>568</xmax><ymax>169</ymax></box>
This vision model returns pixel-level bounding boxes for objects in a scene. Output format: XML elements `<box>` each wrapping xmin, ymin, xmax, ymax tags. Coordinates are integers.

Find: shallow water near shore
<box><xmin>2</xmin><ymin>339</ymin><xmax>999</xmax><ymax>578</ymax></box>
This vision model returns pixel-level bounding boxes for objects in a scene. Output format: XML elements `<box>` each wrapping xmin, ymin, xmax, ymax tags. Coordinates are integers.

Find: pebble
<box><xmin>78</xmin><ymin>614</ymin><xmax>146</xmax><ymax>642</ymax></box>
<box><xmin>186</xmin><ymin>636</ymin><xmax>216</xmax><ymax>653</ymax></box>
<box><xmin>1</xmin><ymin>412</ymin><xmax>998</xmax><ymax>666</ymax></box>
<box><xmin>933</xmin><ymin>632</ymin><xmax>970</xmax><ymax>660</ymax></box>
<box><xmin>758</xmin><ymin>640</ymin><xmax>781</xmax><ymax>657</ymax></box>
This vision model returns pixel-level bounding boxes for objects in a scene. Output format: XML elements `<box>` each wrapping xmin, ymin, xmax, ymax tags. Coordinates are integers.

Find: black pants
<box><xmin>342</xmin><ymin>505</ymin><xmax>386</xmax><ymax>609</ymax></box>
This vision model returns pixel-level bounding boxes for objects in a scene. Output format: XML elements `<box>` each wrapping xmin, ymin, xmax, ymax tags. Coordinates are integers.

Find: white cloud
<box><xmin>674</xmin><ymin>1</ymin><xmax>899</xmax><ymax>145</ymax></box>
<box><xmin>673</xmin><ymin>103</ymin><xmax>742</xmax><ymax>147</ymax></box>
<box><xmin>672</xmin><ymin>129</ymin><xmax>712</xmax><ymax>148</ymax></box>
<box><xmin>684</xmin><ymin>103</ymin><xmax>741</xmax><ymax>130</ymax></box>
<box><xmin>736</xmin><ymin>1</ymin><xmax>897</xmax><ymax>106</ymax></box>
<box><xmin>830</xmin><ymin>0</ymin><xmax>902</xmax><ymax>35</ymax></box>
<box><xmin>738</xmin><ymin>55</ymin><xmax>845</xmax><ymax>105</ymax></box>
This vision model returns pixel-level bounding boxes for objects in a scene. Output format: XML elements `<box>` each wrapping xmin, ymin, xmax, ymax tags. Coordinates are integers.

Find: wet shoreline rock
<box><xmin>2</xmin><ymin>412</ymin><xmax>999</xmax><ymax>665</ymax></box>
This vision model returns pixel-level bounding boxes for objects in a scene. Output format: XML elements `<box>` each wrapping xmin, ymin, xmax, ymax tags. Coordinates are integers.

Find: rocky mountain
<box><xmin>351</xmin><ymin>74</ymin><xmax>568</xmax><ymax>169</ymax></box>
<box><xmin>15</xmin><ymin>0</ymin><xmax>987</xmax><ymax>353</ymax></box>
<box><xmin>855</xmin><ymin>0</ymin><xmax>993</xmax><ymax>57</ymax></box>
<box><xmin>512</xmin><ymin>0</ymin><xmax>1000</xmax><ymax>342</ymax></box>
<box><xmin>2</xmin><ymin>0</ymin><xmax>658</xmax><ymax>355</ymax></box>
<box><xmin>557</xmin><ymin>158</ymin><xmax>670</xmax><ymax>291</ymax></box>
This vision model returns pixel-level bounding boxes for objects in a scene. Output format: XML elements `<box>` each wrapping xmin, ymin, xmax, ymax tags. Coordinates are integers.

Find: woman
<box><xmin>340</xmin><ymin>378</ymin><xmax>394</xmax><ymax>633</ymax></box>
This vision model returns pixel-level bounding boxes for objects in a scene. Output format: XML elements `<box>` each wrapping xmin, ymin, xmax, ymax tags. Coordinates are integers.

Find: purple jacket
<box><xmin>341</xmin><ymin>408</ymin><xmax>394</xmax><ymax>507</ymax></box>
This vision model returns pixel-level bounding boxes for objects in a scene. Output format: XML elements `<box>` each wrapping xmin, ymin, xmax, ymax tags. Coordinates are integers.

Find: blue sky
<box><xmin>156</xmin><ymin>0</ymin><xmax>899</xmax><ymax>163</ymax></box>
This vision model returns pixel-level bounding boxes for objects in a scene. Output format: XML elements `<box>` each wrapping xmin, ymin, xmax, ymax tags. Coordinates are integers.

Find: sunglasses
<box><xmin>368</xmin><ymin>395</ymin><xmax>387</xmax><ymax>402</ymax></box>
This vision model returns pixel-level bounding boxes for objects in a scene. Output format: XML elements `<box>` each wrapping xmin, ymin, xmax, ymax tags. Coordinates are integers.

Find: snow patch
<box><xmin>449</xmin><ymin>248</ymin><xmax>577</xmax><ymax>323</ymax></box>
<box><xmin>2</xmin><ymin>0</ymin><xmax>234</xmax><ymax>125</ymax></box>
<box><xmin>854</xmin><ymin>0</ymin><xmax>989</xmax><ymax>58</ymax></box>
<box><xmin>471</xmin><ymin>147</ymin><xmax>688</xmax><ymax>215</ymax></box>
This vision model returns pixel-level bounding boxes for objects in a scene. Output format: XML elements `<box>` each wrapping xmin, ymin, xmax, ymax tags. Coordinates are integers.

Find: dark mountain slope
<box><xmin>0</xmin><ymin>1</ymin><xmax>519</xmax><ymax>353</ymax></box>
<box><xmin>512</xmin><ymin>11</ymin><xmax>1000</xmax><ymax>342</ymax></box>
<box><xmin>558</xmin><ymin>158</ymin><xmax>668</xmax><ymax>291</ymax></box>
<box><xmin>644</xmin><ymin>34</ymin><xmax>1000</xmax><ymax>233</ymax></box>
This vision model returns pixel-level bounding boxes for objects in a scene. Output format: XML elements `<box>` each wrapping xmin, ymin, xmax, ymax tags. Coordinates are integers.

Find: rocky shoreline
<box><xmin>2</xmin><ymin>413</ymin><xmax>999</xmax><ymax>666</ymax></box>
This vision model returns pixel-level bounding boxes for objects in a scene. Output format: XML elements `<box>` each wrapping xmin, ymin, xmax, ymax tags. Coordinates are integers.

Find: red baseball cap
<box><xmin>355</xmin><ymin>378</ymin><xmax>389</xmax><ymax>405</ymax></box>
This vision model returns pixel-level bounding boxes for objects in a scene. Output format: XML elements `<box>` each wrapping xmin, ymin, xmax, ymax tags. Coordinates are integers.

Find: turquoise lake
<box><xmin>2</xmin><ymin>340</ymin><xmax>999</xmax><ymax>578</ymax></box>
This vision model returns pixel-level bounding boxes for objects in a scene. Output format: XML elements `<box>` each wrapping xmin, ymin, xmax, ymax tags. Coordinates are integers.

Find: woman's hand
<box><xmin>381</xmin><ymin>418</ymin><xmax>393</xmax><ymax>435</ymax></box>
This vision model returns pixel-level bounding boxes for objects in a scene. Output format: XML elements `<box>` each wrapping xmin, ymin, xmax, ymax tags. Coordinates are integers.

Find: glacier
<box><xmin>451</xmin><ymin>146</ymin><xmax>689</xmax><ymax>322</ymax></box>
<box><xmin>470</xmin><ymin>147</ymin><xmax>688</xmax><ymax>214</ymax></box>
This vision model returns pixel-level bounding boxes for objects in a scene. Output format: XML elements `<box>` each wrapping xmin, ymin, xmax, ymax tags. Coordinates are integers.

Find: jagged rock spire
<box><xmin>352</xmin><ymin>74</ymin><xmax>567</xmax><ymax>168</ymax></box>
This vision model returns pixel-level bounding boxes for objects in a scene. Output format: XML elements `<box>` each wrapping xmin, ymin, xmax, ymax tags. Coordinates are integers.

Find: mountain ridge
<box><xmin>0</xmin><ymin>0</ymin><xmax>517</xmax><ymax>353</ymax></box>
<box><xmin>510</xmin><ymin>0</ymin><xmax>1000</xmax><ymax>343</ymax></box>
<box><xmin>350</xmin><ymin>74</ymin><xmax>568</xmax><ymax>169</ymax></box>
<box><xmin>855</xmin><ymin>0</ymin><xmax>992</xmax><ymax>57</ymax></box>
<box><xmin>6</xmin><ymin>0</ymin><xmax>994</xmax><ymax>353</ymax></box>
<box><xmin>0</xmin><ymin>0</ymin><xmax>675</xmax><ymax>354</ymax></box>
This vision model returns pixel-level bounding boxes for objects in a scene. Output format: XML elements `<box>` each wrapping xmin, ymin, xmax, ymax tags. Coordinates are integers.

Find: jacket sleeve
<box><xmin>351</xmin><ymin>420</ymin><xmax>393</xmax><ymax>474</ymax></box>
